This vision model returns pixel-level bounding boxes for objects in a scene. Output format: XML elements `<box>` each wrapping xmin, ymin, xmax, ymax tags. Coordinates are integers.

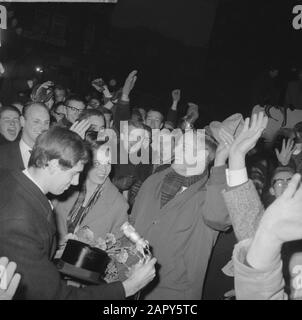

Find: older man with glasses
<box><xmin>63</xmin><ymin>96</ymin><xmax>86</xmax><ymax>127</ymax></box>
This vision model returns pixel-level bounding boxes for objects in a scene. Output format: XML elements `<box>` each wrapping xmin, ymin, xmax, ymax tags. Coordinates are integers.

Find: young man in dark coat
<box><xmin>0</xmin><ymin>126</ymin><xmax>156</xmax><ymax>300</ymax></box>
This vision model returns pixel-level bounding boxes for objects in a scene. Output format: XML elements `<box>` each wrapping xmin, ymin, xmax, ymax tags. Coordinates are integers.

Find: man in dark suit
<box><xmin>0</xmin><ymin>102</ymin><xmax>50</xmax><ymax>170</ymax></box>
<box><xmin>0</xmin><ymin>126</ymin><xmax>156</xmax><ymax>299</ymax></box>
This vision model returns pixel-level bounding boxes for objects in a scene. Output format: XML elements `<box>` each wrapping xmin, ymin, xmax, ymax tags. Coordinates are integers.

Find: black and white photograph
<box><xmin>0</xmin><ymin>0</ymin><xmax>302</xmax><ymax>307</ymax></box>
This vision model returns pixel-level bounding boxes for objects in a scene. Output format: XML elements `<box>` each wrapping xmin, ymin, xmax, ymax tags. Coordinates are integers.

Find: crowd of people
<box><xmin>0</xmin><ymin>65</ymin><xmax>302</xmax><ymax>300</ymax></box>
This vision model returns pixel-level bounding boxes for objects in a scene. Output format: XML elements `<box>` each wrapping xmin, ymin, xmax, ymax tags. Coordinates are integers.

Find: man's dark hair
<box><xmin>147</xmin><ymin>108</ymin><xmax>164</xmax><ymax>122</ymax></box>
<box><xmin>22</xmin><ymin>102</ymin><xmax>49</xmax><ymax>118</ymax></box>
<box><xmin>54</xmin><ymin>84</ymin><xmax>66</xmax><ymax>92</ymax></box>
<box><xmin>0</xmin><ymin>105</ymin><xmax>21</xmax><ymax>118</ymax></box>
<box><xmin>28</xmin><ymin>126</ymin><xmax>89</xmax><ymax>169</ymax></box>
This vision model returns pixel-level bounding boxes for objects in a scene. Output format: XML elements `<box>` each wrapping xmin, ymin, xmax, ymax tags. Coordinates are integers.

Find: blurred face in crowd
<box><xmin>146</xmin><ymin>110</ymin><xmax>164</xmax><ymax>130</ymax></box>
<box><xmin>88</xmin><ymin>146</ymin><xmax>111</xmax><ymax>186</ymax></box>
<box><xmin>21</xmin><ymin>104</ymin><xmax>50</xmax><ymax>147</ymax></box>
<box><xmin>173</xmin><ymin>131</ymin><xmax>209</xmax><ymax>176</ymax></box>
<box><xmin>122</xmin><ymin>124</ymin><xmax>149</xmax><ymax>154</ymax></box>
<box><xmin>87</xmin><ymin>98</ymin><xmax>101</xmax><ymax>109</ymax></box>
<box><xmin>52</xmin><ymin>103</ymin><xmax>66</xmax><ymax>123</ymax></box>
<box><xmin>138</xmin><ymin>108</ymin><xmax>146</xmax><ymax>123</ymax></box>
<box><xmin>103</xmin><ymin>112</ymin><xmax>112</xmax><ymax>128</ymax></box>
<box><xmin>65</xmin><ymin>100</ymin><xmax>85</xmax><ymax>124</ymax></box>
<box><xmin>0</xmin><ymin>109</ymin><xmax>21</xmax><ymax>141</ymax></box>
<box><xmin>54</xmin><ymin>88</ymin><xmax>66</xmax><ymax>103</ymax></box>
<box><xmin>270</xmin><ymin>170</ymin><xmax>294</xmax><ymax>198</ymax></box>
<box><xmin>48</xmin><ymin>160</ymin><xmax>84</xmax><ymax>195</ymax></box>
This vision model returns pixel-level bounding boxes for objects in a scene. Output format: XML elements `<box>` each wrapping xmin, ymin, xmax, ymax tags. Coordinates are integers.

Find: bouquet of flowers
<box><xmin>58</xmin><ymin>223</ymin><xmax>151</xmax><ymax>283</ymax></box>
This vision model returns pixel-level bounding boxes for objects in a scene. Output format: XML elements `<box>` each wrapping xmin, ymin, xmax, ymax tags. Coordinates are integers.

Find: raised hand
<box><xmin>214</xmin><ymin>127</ymin><xmax>234</xmax><ymax>167</ymax></box>
<box><xmin>91</xmin><ymin>78</ymin><xmax>105</xmax><ymax>93</ymax></box>
<box><xmin>246</xmin><ymin>174</ymin><xmax>302</xmax><ymax>270</ymax></box>
<box><xmin>40</xmin><ymin>81</ymin><xmax>54</xmax><ymax>89</ymax></box>
<box><xmin>172</xmin><ymin>89</ymin><xmax>181</xmax><ymax>103</ymax></box>
<box><xmin>275</xmin><ymin>139</ymin><xmax>296</xmax><ymax>166</ymax></box>
<box><xmin>70</xmin><ymin>119</ymin><xmax>91</xmax><ymax>140</ymax></box>
<box><xmin>261</xmin><ymin>174</ymin><xmax>302</xmax><ymax>244</ymax></box>
<box><xmin>229</xmin><ymin>112</ymin><xmax>268</xmax><ymax>170</ymax></box>
<box><xmin>0</xmin><ymin>257</ymin><xmax>21</xmax><ymax>300</ymax></box>
<box><xmin>122</xmin><ymin>257</ymin><xmax>157</xmax><ymax>297</ymax></box>
<box><xmin>122</xmin><ymin>70</ymin><xmax>138</xmax><ymax>99</ymax></box>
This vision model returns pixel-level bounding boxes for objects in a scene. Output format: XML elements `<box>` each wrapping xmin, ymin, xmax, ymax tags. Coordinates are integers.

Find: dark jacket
<box><xmin>0</xmin><ymin>169</ymin><xmax>125</xmax><ymax>300</ymax></box>
<box><xmin>0</xmin><ymin>141</ymin><xmax>24</xmax><ymax>170</ymax></box>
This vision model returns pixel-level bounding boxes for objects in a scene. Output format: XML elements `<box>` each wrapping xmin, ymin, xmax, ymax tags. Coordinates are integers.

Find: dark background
<box><xmin>1</xmin><ymin>0</ymin><xmax>302</xmax><ymax>123</ymax></box>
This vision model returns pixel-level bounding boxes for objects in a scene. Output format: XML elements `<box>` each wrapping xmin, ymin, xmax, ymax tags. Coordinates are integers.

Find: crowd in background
<box><xmin>0</xmin><ymin>64</ymin><xmax>302</xmax><ymax>300</ymax></box>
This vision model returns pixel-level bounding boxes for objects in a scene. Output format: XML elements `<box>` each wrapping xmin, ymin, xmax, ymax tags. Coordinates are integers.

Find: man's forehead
<box><xmin>27</xmin><ymin>105</ymin><xmax>50</xmax><ymax>118</ymax></box>
<box><xmin>1</xmin><ymin>110</ymin><xmax>19</xmax><ymax>118</ymax></box>
<box><xmin>147</xmin><ymin>111</ymin><xmax>163</xmax><ymax>119</ymax></box>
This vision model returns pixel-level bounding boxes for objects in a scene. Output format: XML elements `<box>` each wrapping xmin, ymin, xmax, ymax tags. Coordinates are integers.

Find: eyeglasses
<box><xmin>66</xmin><ymin>105</ymin><xmax>84</xmax><ymax>113</ymax></box>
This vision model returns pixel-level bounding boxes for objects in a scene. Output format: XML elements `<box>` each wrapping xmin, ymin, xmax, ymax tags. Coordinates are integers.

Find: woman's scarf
<box><xmin>67</xmin><ymin>183</ymin><xmax>104</xmax><ymax>234</ymax></box>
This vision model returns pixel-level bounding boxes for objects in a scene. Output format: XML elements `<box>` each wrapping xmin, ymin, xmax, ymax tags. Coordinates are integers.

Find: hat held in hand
<box><xmin>210</xmin><ymin>113</ymin><xmax>244</xmax><ymax>144</ymax></box>
<box><xmin>30</xmin><ymin>81</ymin><xmax>54</xmax><ymax>103</ymax></box>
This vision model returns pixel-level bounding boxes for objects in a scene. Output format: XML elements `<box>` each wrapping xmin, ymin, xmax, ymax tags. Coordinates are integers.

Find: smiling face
<box><xmin>146</xmin><ymin>110</ymin><xmax>164</xmax><ymax>129</ymax></box>
<box><xmin>0</xmin><ymin>109</ymin><xmax>21</xmax><ymax>141</ymax></box>
<box><xmin>21</xmin><ymin>104</ymin><xmax>50</xmax><ymax>147</ymax></box>
<box><xmin>87</xmin><ymin>146</ymin><xmax>111</xmax><ymax>185</ymax></box>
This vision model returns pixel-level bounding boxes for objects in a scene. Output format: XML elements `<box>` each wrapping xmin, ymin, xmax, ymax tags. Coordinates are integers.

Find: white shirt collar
<box><xmin>19</xmin><ymin>139</ymin><xmax>32</xmax><ymax>169</ymax></box>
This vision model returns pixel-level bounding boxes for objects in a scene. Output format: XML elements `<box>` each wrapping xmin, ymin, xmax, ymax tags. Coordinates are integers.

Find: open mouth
<box><xmin>7</xmin><ymin>129</ymin><xmax>16</xmax><ymax>137</ymax></box>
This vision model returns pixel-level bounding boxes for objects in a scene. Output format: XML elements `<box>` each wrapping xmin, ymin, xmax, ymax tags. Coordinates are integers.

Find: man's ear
<box><xmin>269</xmin><ymin>187</ymin><xmax>275</xmax><ymax>196</ymax></box>
<box><xmin>47</xmin><ymin>159</ymin><xmax>60</xmax><ymax>175</ymax></box>
<box><xmin>20</xmin><ymin>116</ymin><xmax>25</xmax><ymax>128</ymax></box>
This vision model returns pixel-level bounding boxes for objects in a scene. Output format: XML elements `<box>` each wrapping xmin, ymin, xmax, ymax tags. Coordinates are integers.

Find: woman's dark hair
<box><xmin>28</xmin><ymin>126</ymin><xmax>89</xmax><ymax>169</ymax></box>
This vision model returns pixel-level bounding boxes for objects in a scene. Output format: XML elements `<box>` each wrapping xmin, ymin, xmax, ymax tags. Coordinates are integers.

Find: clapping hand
<box><xmin>214</xmin><ymin>128</ymin><xmax>234</xmax><ymax>166</ymax></box>
<box><xmin>0</xmin><ymin>257</ymin><xmax>21</xmax><ymax>300</ymax></box>
<box><xmin>229</xmin><ymin>112</ymin><xmax>268</xmax><ymax>170</ymax></box>
<box><xmin>275</xmin><ymin>139</ymin><xmax>296</xmax><ymax>166</ymax></box>
<box><xmin>122</xmin><ymin>70</ymin><xmax>138</xmax><ymax>99</ymax></box>
<box><xmin>91</xmin><ymin>78</ymin><xmax>105</xmax><ymax>93</ymax></box>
